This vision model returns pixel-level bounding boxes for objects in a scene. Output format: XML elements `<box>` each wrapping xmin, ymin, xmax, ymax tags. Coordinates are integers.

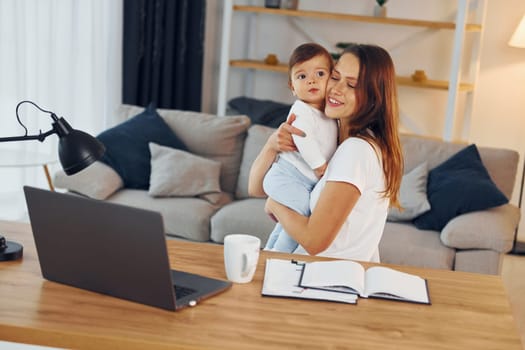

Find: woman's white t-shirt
<box><xmin>299</xmin><ymin>137</ymin><xmax>389</xmax><ymax>262</ymax></box>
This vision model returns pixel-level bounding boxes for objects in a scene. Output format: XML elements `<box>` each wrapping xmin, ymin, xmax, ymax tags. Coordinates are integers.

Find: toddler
<box><xmin>263</xmin><ymin>43</ymin><xmax>338</xmax><ymax>252</ymax></box>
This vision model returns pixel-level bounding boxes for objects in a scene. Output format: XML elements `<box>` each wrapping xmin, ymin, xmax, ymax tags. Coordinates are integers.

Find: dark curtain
<box><xmin>122</xmin><ymin>0</ymin><xmax>206</xmax><ymax>111</ymax></box>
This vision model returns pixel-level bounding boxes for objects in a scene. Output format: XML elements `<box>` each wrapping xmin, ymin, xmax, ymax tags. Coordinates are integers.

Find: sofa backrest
<box><xmin>118</xmin><ymin>105</ymin><xmax>251</xmax><ymax>194</ymax></box>
<box><xmin>400</xmin><ymin>134</ymin><xmax>519</xmax><ymax>199</ymax></box>
<box><xmin>236</xmin><ymin>125</ymin><xmax>276</xmax><ymax>199</ymax></box>
<box><xmin>235</xmin><ymin>127</ymin><xmax>519</xmax><ymax>200</ymax></box>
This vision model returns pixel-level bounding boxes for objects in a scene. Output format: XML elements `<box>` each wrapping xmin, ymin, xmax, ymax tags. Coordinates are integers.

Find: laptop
<box><xmin>23</xmin><ymin>186</ymin><xmax>232</xmax><ymax>311</ymax></box>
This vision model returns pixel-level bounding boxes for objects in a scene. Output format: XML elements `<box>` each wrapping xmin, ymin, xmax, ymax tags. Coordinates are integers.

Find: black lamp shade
<box><xmin>58</xmin><ymin>129</ymin><xmax>105</xmax><ymax>175</ymax></box>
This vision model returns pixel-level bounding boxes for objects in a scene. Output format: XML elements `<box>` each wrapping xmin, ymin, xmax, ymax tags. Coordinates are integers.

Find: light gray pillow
<box><xmin>53</xmin><ymin>161</ymin><xmax>124</xmax><ymax>200</ymax></box>
<box><xmin>387</xmin><ymin>162</ymin><xmax>431</xmax><ymax>221</ymax></box>
<box><xmin>148</xmin><ymin>143</ymin><xmax>222</xmax><ymax>201</ymax></box>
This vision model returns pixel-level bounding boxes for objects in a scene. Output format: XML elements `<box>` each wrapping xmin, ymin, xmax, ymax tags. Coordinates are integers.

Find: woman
<box><xmin>248</xmin><ymin>43</ymin><xmax>403</xmax><ymax>262</ymax></box>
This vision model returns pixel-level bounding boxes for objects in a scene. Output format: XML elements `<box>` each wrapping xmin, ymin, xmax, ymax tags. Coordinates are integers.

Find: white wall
<box><xmin>470</xmin><ymin>0</ymin><xmax>525</xmax><ymax>241</ymax></box>
<box><xmin>203</xmin><ymin>0</ymin><xmax>525</xmax><ymax>242</ymax></box>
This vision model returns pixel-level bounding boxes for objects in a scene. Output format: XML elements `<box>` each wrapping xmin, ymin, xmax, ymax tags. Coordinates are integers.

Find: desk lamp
<box><xmin>509</xmin><ymin>14</ymin><xmax>525</xmax><ymax>254</ymax></box>
<box><xmin>0</xmin><ymin>100</ymin><xmax>105</xmax><ymax>261</ymax></box>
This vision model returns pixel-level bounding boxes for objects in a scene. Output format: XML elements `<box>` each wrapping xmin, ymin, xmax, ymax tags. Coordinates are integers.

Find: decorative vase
<box><xmin>374</xmin><ymin>5</ymin><xmax>387</xmax><ymax>17</ymax></box>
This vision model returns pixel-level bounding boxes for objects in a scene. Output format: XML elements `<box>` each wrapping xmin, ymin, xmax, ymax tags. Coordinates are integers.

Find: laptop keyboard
<box><xmin>174</xmin><ymin>285</ymin><xmax>197</xmax><ymax>299</ymax></box>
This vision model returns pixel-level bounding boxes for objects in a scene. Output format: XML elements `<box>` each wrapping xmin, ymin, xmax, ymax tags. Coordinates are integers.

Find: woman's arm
<box><xmin>265</xmin><ymin>181</ymin><xmax>361</xmax><ymax>255</ymax></box>
<box><xmin>247</xmin><ymin>115</ymin><xmax>304</xmax><ymax>197</ymax></box>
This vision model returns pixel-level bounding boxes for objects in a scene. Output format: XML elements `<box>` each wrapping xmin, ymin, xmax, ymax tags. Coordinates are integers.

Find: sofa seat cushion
<box><xmin>210</xmin><ymin>198</ymin><xmax>276</xmax><ymax>244</ymax></box>
<box><xmin>454</xmin><ymin>250</ymin><xmax>502</xmax><ymax>275</ymax></box>
<box><xmin>105</xmin><ymin>189</ymin><xmax>232</xmax><ymax>241</ymax></box>
<box><xmin>379</xmin><ymin>222</ymin><xmax>455</xmax><ymax>270</ymax></box>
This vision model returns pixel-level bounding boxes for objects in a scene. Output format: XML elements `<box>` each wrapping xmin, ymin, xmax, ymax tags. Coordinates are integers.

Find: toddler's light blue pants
<box><xmin>263</xmin><ymin>158</ymin><xmax>316</xmax><ymax>252</ymax></box>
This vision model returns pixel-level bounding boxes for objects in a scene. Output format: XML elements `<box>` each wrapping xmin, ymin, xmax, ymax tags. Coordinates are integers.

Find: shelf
<box><xmin>230</xmin><ymin>59</ymin><xmax>287</xmax><ymax>73</ymax></box>
<box><xmin>233</xmin><ymin>5</ymin><xmax>482</xmax><ymax>32</ymax></box>
<box><xmin>230</xmin><ymin>60</ymin><xmax>475</xmax><ymax>92</ymax></box>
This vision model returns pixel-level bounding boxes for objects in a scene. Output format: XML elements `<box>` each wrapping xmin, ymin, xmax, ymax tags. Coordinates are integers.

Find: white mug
<box><xmin>223</xmin><ymin>234</ymin><xmax>261</xmax><ymax>283</ymax></box>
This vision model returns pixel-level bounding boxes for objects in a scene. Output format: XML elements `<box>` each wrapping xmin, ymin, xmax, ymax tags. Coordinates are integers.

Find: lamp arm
<box><xmin>0</xmin><ymin>100</ymin><xmax>63</xmax><ymax>143</ymax></box>
<box><xmin>0</xmin><ymin>128</ymin><xmax>56</xmax><ymax>143</ymax></box>
<box><xmin>0</xmin><ymin>99</ymin><xmax>104</xmax><ymax>176</ymax></box>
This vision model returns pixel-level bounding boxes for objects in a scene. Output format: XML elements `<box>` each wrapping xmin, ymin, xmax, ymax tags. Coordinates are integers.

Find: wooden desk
<box><xmin>0</xmin><ymin>221</ymin><xmax>521</xmax><ymax>350</ymax></box>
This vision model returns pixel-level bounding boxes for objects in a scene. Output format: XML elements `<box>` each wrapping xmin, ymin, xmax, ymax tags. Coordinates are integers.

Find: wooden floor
<box><xmin>501</xmin><ymin>253</ymin><xmax>525</xmax><ymax>347</ymax></box>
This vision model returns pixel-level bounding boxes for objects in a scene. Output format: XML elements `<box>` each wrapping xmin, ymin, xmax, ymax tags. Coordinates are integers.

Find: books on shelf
<box><xmin>262</xmin><ymin>258</ymin><xmax>431</xmax><ymax>305</ymax></box>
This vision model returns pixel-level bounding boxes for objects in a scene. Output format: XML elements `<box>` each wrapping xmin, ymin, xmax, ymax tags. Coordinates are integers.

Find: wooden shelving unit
<box><xmin>233</xmin><ymin>5</ymin><xmax>482</xmax><ymax>32</ymax></box>
<box><xmin>218</xmin><ymin>0</ymin><xmax>486</xmax><ymax>141</ymax></box>
<box><xmin>230</xmin><ymin>59</ymin><xmax>475</xmax><ymax>92</ymax></box>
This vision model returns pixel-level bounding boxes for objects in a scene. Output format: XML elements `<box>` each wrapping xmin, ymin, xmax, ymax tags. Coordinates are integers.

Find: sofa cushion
<box><xmin>148</xmin><ymin>143</ymin><xmax>222</xmax><ymax>203</ymax></box>
<box><xmin>413</xmin><ymin>144</ymin><xmax>508</xmax><ymax>231</ymax></box>
<box><xmin>380</xmin><ymin>222</ymin><xmax>455</xmax><ymax>270</ymax></box>
<box><xmin>454</xmin><ymin>250</ymin><xmax>502</xmax><ymax>275</ymax></box>
<box><xmin>387</xmin><ymin>162</ymin><xmax>430</xmax><ymax>221</ymax></box>
<box><xmin>210</xmin><ymin>198</ymin><xmax>276</xmax><ymax>244</ymax></box>
<box><xmin>228</xmin><ymin>96</ymin><xmax>290</xmax><ymax>128</ymax></box>
<box><xmin>117</xmin><ymin>105</ymin><xmax>251</xmax><ymax>194</ymax></box>
<box><xmin>98</xmin><ymin>104</ymin><xmax>187</xmax><ymax>189</ymax></box>
<box><xmin>440</xmin><ymin>204</ymin><xmax>519</xmax><ymax>253</ymax></box>
<box><xmin>105</xmin><ymin>189</ymin><xmax>231</xmax><ymax>241</ymax></box>
<box><xmin>53</xmin><ymin>161</ymin><xmax>124</xmax><ymax>200</ymax></box>
<box><xmin>236</xmin><ymin>125</ymin><xmax>276</xmax><ymax>199</ymax></box>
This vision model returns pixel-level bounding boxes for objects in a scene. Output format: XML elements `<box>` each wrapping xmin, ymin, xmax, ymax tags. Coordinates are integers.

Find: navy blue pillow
<box><xmin>97</xmin><ymin>105</ymin><xmax>187</xmax><ymax>189</ymax></box>
<box><xmin>229</xmin><ymin>96</ymin><xmax>290</xmax><ymax>128</ymax></box>
<box><xmin>413</xmin><ymin>144</ymin><xmax>508</xmax><ymax>231</ymax></box>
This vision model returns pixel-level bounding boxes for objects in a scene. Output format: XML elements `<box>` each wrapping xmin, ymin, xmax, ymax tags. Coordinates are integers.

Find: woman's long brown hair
<box><xmin>339</xmin><ymin>43</ymin><xmax>403</xmax><ymax>208</ymax></box>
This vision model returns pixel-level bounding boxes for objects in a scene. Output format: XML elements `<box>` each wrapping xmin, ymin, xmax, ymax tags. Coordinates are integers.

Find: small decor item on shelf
<box><xmin>411</xmin><ymin>69</ymin><xmax>428</xmax><ymax>82</ymax></box>
<box><xmin>265</xmin><ymin>0</ymin><xmax>281</xmax><ymax>8</ymax></box>
<box><xmin>282</xmin><ymin>0</ymin><xmax>298</xmax><ymax>10</ymax></box>
<box><xmin>374</xmin><ymin>0</ymin><xmax>388</xmax><ymax>17</ymax></box>
<box><xmin>264</xmin><ymin>54</ymin><xmax>279</xmax><ymax>65</ymax></box>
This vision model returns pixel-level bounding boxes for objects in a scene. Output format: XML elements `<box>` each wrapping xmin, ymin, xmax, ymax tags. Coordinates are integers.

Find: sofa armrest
<box><xmin>440</xmin><ymin>204</ymin><xmax>520</xmax><ymax>253</ymax></box>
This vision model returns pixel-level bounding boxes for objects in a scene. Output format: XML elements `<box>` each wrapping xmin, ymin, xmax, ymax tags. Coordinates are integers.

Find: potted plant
<box><xmin>374</xmin><ymin>0</ymin><xmax>388</xmax><ymax>17</ymax></box>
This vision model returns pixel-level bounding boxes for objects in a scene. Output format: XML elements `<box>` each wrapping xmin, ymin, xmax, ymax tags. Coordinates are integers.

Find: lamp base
<box><xmin>511</xmin><ymin>240</ymin><xmax>525</xmax><ymax>255</ymax></box>
<box><xmin>0</xmin><ymin>236</ymin><xmax>23</xmax><ymax>261</ymax></box>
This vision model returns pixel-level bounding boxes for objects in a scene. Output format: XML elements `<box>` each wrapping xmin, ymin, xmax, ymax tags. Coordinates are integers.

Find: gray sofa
<box><xmin>54</xmin><ymin>105</ymin><xmax>521</xmax><ymax>275</ymax></box>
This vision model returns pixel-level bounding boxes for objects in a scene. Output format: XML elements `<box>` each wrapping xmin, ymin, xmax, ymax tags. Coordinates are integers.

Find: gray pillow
<box><xmin>387</xmin><ymin>162</ymin><xmax>431</xmax><ymax>221</ymax></box>
<box><xmin>148</xmin><ymin>143</ymin><xmax>222</xmax><ymax>201</ymax></box>
<box><xmin>53</xmin><ymin>161</ymin><xmax>124</xmax><ymax>200</ymax></box>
